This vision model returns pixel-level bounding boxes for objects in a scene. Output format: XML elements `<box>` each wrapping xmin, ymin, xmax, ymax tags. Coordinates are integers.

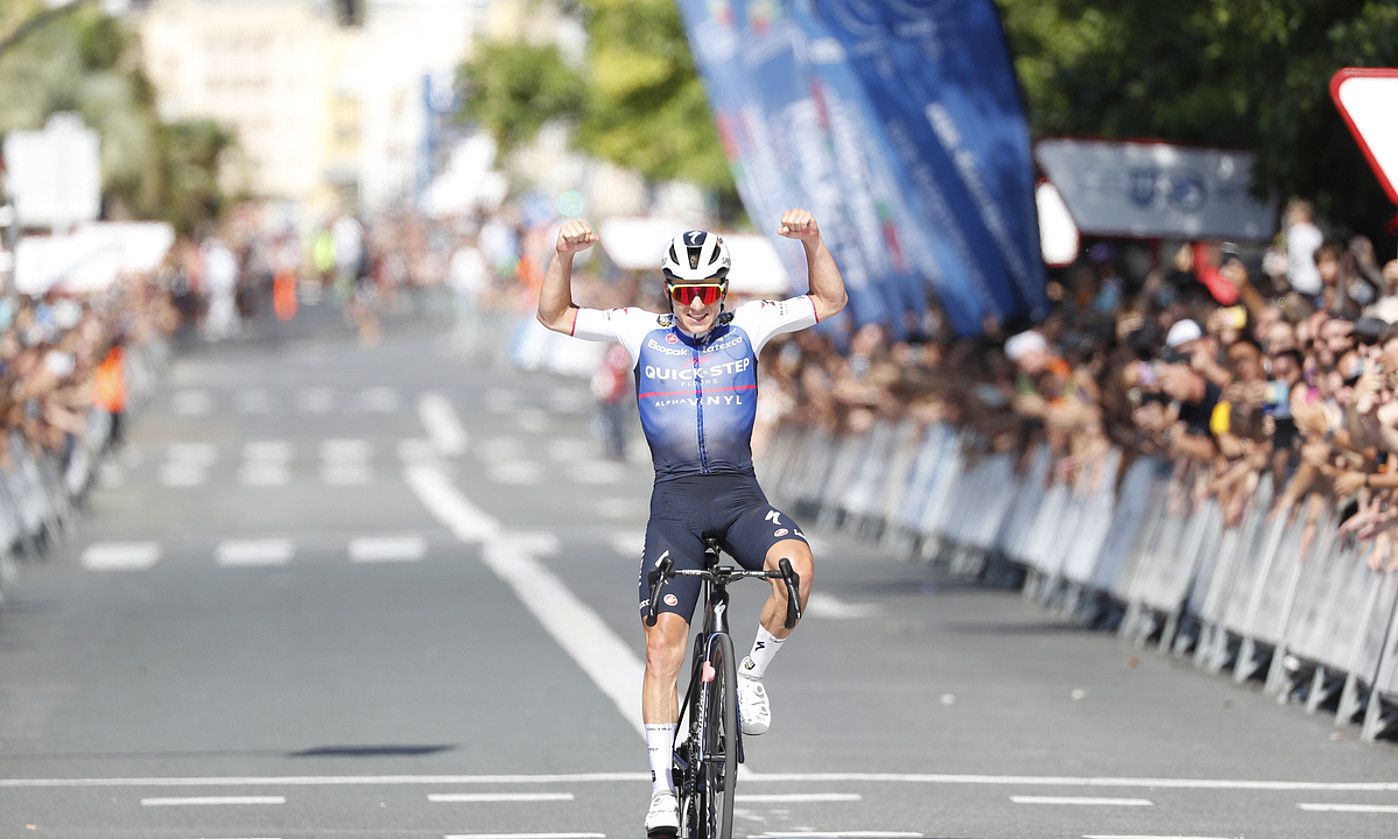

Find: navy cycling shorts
<box><xmin>636</xmin><ymin>472</ymin><xmax>807</xmax><ymax>624</ymax></box>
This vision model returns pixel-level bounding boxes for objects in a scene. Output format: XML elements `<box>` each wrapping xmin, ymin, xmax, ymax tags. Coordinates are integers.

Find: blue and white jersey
<box><xmin>572</xmin><ymin>297</ymin><xmax>819</xmax><ymax>481</ymax></box>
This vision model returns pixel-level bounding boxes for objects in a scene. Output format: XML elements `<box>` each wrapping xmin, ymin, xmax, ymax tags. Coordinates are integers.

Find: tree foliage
<box><xmin>0</xmin><ymin>1</ymin><xmax>235</xmax><ymax>234</ymax></box>
<box><xmin>999</xmin><ymin>0</ymin><xmax>1398</xmax><ymax>242</ymax></box>
<box><xmin>457</xmin><ymin>0</ymin><xmax>735</xmax><ymax>199</ymax></box>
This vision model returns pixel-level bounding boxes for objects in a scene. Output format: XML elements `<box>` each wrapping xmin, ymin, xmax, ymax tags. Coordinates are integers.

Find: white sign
<box><xmin>3</xmin><ymin>113</ymin><xmax>102</xmax><ymax>230</ymax></box>
<box><xmin>1036</xmin><ymin>181</ymin><xmax>1079</xmax><ymax>268</ymax></box>
<box><xmin>1331</xmin><ymin>68</ymin><xmax>1398</xmax><ymax>206</ymax></box>
<box><xmin>1035</xmin><ymin>138</ymin><xmax>1276</xmax><ymax>241</ymax></box>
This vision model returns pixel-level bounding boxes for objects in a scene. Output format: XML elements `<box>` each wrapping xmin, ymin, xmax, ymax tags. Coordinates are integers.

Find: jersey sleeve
<box><xmin>569</xmin><ymin>306</ymin><xmax>660</xmax><ymax>366</ymax></box>
<box><xmin>731</xmin><ymin>296</ymin><xmax>820</xmax><ymax>354</ymax></box>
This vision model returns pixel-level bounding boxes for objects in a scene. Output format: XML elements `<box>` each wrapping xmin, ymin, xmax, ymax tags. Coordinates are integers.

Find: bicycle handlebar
<box><xmin>644</xmin><ymin>557</ymin><xmax>803</xmax><ymax>629</ymax></box>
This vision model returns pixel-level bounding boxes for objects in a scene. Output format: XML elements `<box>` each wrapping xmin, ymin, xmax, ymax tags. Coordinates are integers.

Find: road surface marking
<box><xmin>244</xmin><ymin>441</ymin><xmax>294</xmax><ymax>461</ymax></box>
<box><xmin>238</xmin><ymin>464</ymin><xmax>290</xmax><ymax>487</ymax></box>
<box><xmin>168</xmin><ymin>442</ymin><xmax>219</xmax><ymax>464</ymax></box>
<box><xmin>404</xmin><ymin>466</ymin><xmax>502</xmax><ymax>542</ymax></box>
<box><xmin>752</xmin><ymin>833</ymin><xmax>923</xmax><ymax>838</ymax></box>
<box><xmin>1012</xmin><ymin>796</ymin><xmax>1153</xmax><ymax>806</ymax></box>
<box><xmin>217</xmin><ymin>539</ymin><xmax>293</xmax><ymax>567</ymax></box>
<box><xmin>82</xmin><ymin>542</ymin><xmax>161</xmax><ymax>571</ymax></box>
<box><xmin>398</xmin><ymin>438</ymin><xmax>439</xmax><ymax>463</ymax></box>
<box><xmin>321</xmin><ymin>439</ymin><xmax>372</xmax><ymax>461</ymax></box>
<box><xmin>428</xmin><ymin>792</ymin><xmax>575</xmax><ymax>803</ymax></box>
<box><xmin>161</xmin><ymin>464</ymin><xmax>208</xmax><ymax>487</ymax></box>
<box><xmin>350</xmin><ymin>535</ymin><xmax>427</xmax><ymax>563</ymax></box>
<box><xmin>736</xmin><ymin>793</ymin><xmax>862</xmax><ymax>803</ymax></box>
<box><xmin>481</xmin><ymin>535</ymin><xmax>645</xmax><ymax>738</ymax></box>
<box><xmin>141</xmin><ymin>796</ymin><xmax>285</xmax><ymax>806</ymax></box>
<box><xmin>7</xmin><ymin>771</ymin><xmax>1398</xmax><ymax>792</ymax></box>
<box><xmin>418</xmin><ymin>393</ymin><xmax>469</xmax><ymax>456</ymax></box>
<box><xmin>568</xmin><ymin>462</ymin><xmax>626</xmax><ymax>484</ymax></box>
<box><xmin>805</xmin><ymin>593</ymin><xmax>879</xmax><ymax>619</ymax></box>
<box><xmin>444</xmin><ymin>835</ymin><xmax>603</xmax><ymax>839</ymax></box>
<box><xmin>546</xmin><ymin>438</ymin><xmax>593</xmax><ymax>461</ymax></box>
<box><xmin>597</xmin><ymin>498</ymin><xmax>634</xmax><ymax>518</ymax></box>
<box><xmin>322</xmin><ymin>464</ymin><xmax>372</xmax><ymax>486</ymax></box>
<box><xmin>1297</xmin><ymin>802</ymin><xmax>1398</xmax><ymax>813</ymax></box>
<box><xmin>609</xmin><ymin>532</ymin><xmax>645</xmax><ymax>560</ymax></box>
<box><xmin>487</xmin><ymin>461</ymin><xmax>542</xmax><ymax>485</ymax></box>
<box><xmin>1083</xmin><ymin>835</ymin><xmax>1238</xmax><ymax>839</ymax></box>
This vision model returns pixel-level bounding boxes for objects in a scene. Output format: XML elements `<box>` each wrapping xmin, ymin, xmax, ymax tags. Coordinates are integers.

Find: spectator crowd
<box><xmin>755</xmin><ymin>200</ymin><xmax>1398</xmax><ymax>574</ymax></box>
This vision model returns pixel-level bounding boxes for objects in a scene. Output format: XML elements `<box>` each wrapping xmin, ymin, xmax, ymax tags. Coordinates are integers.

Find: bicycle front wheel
<box><xmin>699</xmin><ymin>632</ymin><xmax>738</xmax><ymax>839</ymax></box>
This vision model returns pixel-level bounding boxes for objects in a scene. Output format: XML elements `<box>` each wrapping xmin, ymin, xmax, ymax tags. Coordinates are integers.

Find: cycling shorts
<box><xmin>636</xmin><ymin>472</ymin><xmax>807</xmax><ymax>624</ymax></box>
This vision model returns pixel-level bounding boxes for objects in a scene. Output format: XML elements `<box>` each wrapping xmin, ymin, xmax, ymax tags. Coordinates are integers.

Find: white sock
<box><xmin>744</xmin><ymin>624</ymin><xmax>785</xmax><ymax>679</ymax></box>
<box><xmin>645</xmin><ymin>724</ymin><xmax>676</xmax><ymax>795</ymax></box>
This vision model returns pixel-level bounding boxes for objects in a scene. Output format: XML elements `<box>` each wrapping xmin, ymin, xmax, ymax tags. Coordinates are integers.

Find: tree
<box><xmin>456</xmin><ymin>0</ymin><xmax>736</xmax><ymax>206</ymax></box>
<box><xmin>998</xmin><ymin>0</ymin><xmax>1398</xmax><ymax>243</ymax></box>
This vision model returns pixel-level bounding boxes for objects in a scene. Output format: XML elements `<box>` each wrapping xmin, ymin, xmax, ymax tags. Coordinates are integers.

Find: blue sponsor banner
<box><xmin>676</xmin><ymin>0</ymin><xmax>1045</xmax><ymax>336</ymax></box>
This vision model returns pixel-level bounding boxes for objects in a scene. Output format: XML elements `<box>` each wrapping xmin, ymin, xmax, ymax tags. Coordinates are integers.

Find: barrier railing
<box><xmin>0</xmin><ymin>337</ymin><xmax>167</xmax><ymax>603</ymax></box>
<box><xmin>756</xmin><ymin>418</ymin><xmax>1398</xmax><ymax>743</ymax></box>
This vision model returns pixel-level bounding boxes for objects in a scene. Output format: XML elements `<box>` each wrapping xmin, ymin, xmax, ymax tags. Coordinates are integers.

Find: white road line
<box><xmin>428</xmin><ymin>792</ymin><xmax>575</xmax><ymax>803</ymax></box>
<box><xmin>597</xmin><ymin>498</ymin><xmax>635</xmax><ymax>519</ymax></box>
<box><xmin>168</xmin><ymin>442</ymin><xmax>219</xmax><ymax>464</ymax></box>
<box><xmin>141</xmin><ymin>796</ymin><xmax>285</xmax><ymax>806</ymax></box>
<box><xmin>236</xmin><ymin>391</ymin><xmax>274</xmax><ymax>414</ymax></box>
<box><xmin>238</xmin><ymin>464</ymin><xmax>290</xmax><ymax>487</ymax></box>
<box><xmin>609</xmin><ymin>532</ymin><xmax>645</xmax><ymax>560</ymax></box>
<box><xmin>735</xmin><ymin>793</ymin><xmax>862</xmax><ymax>803</ymax></box>
<box><xmin>1298</xmin><ymin>802</ymin><xmax>1398</xmax><ymax>813</ymax></box>
<box><xmin>444</xmin><ymin>834</ymin><xmax>604</xmax><ymax>839</ymax></box>
<box><xmin>244</xmin><ymin>441</ymin><xmax>294</xmax><ymax>461</ymax></box>
<box><xmin>487</xmin><ymin>462</ymin><xmax>542</xmax><ymax>485</ymax></box>
<box><xmin>321</xmin><ymin>464</ymin><xmax>372</xmax><ymax>486</ymax></box>
<box><xmin>752</xmin><ymin>833</ymin><xmax>923</xmax><ymax>838</ymax></box>
<box><xmin>568</xmin><ymin>462</ymin><xmax>626</xmax><ymax>484</ymax></box>
<box><xmin>398</xmin><ymin>438</ymin><xmax>440</xmax><ymax>463</ymax></box>
<box><xmin>1012</xmin><ymin>796</ymin><xmax>1153</xmax><ymax>807</ymax></box>
<box><xmin>404</xmin><ymin>467</ymin><xmax>502</xmax><ymax>542</ymax></box>
<box><xmin>1083</xmin><ymin>835</ymin><xmax>1239</xmax><ymax>839</ymax></box>
<box><xmin>481</xmin><ymin>535</ymin><xmax>646</xmax><ymax>738</ymax></box>
<box><xmin>82</xmin><ymin>542</ymin><xmax>161</xmax><ymax>571</ymax></box>
<box><xmin>418</xmin><ymin>393</ymin><xmax>469</xmax><ymax>456</ymax></box>
<box><xmin>478</xmin><ymin>437</ymin><xmax>525</xmax><ymax>463</ymax></box>
<box><xmin>546</xmin><ymin>438</ymin><xmax>593</xmax><ymax>462</ymax></box>
<box><xmin>161</xmin><ymin>464</ymin><xmax>208</xmax><ymax>488</ymax></box>
<box><xmin>742</xmin><ymin>772</ymin><xmax>1398</xmax><ymax>791</ymax></box>
<box><xmin>0</xmin><ymin>773</ymin><xmax>647</xmax><ymax>789</ymax></box>
<box><xmin>216</xmin><ymin>540</ymin><xmax>294</xmax><ymax>567</ymax></box>
<box><xmin>349</xmin><ymin>535</ymin><xmax>427</xmax><ymax>563</ymax></box>
<box><xmin>805</xmin><ymin>593</ymin><xmax>879</xmax><ymax>620</ymax></box>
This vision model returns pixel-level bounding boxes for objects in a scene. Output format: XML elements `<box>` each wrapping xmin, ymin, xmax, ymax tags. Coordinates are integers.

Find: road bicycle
<box><xmin>645</xmin><ymin>537</ymin><xmax>802</xmax><ymax>839</ymax></box>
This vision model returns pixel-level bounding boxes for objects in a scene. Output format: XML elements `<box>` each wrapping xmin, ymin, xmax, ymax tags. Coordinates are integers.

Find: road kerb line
<box><xmin>1298</xmin><ymin>802</ymin><xmax>1398</xmax><ymax>813</ymax></box>
<box><xmin>429</xmin><ymin>792</ymin><xmax>575</xmax><ymax>803</ymax></box>
<box><xmin>1012</xmin><ymin>796</ymin><xmax>1153</xmax><ymax>806</ymax></box>
<box><xmin>140</xmin><ymin>796</ymin><xmax>285</xmax><ymax>806</ymax></box>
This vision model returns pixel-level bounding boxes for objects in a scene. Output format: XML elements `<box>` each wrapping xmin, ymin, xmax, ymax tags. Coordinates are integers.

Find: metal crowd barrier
<box><xmin>0</xmin><ymin>337</ymin><xmax>167</xmax><ymax>604</ymax></box>
<box><xmin>755</xmin><ymin>417</ymin><xmax>1398</xmax><ymax>742</ymax></box>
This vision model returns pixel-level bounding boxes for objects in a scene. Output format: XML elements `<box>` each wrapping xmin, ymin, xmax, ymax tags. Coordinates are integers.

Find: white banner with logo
<box><xmin>1035</xmin><ymin>138</ymin><xmax>1276</xmax><ymax>241</ymax></box>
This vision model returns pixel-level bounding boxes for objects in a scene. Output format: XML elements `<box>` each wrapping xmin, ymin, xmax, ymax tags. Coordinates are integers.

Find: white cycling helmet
<box><xmin>661</xmin><ymin>230</ymin><xmax>731</xmax><ymax>282</ymax></box>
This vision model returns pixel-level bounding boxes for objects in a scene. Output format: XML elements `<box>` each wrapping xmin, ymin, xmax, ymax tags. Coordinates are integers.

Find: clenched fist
<box><xmin>556</xmin><ymin>219</ymin><xmax>599</xmax><ymax>254</ymax></box>
<box><xmin>778</xmin><ymin>208</ymin><xmax>820</xmax><ymax>241</ymax></box>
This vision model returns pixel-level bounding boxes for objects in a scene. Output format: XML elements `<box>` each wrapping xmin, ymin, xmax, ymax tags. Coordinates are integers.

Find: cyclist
<box><xmin>537</xmin><ymin>209</ymin><xmax>847</xmax><ymax>835</ymax></box>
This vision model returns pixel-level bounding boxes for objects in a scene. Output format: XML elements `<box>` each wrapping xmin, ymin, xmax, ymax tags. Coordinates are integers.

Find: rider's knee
<box><xmin>644</xmin><ymin>618</ymin><xmax>687</xmax><ymax>677</ymax></box>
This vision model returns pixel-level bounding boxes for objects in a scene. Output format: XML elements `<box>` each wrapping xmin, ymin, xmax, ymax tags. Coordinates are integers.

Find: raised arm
<box><xmin>779</xmin><ymin>208</ymin><xmax>847</xmax><ymax>322</ymax></box>
<box><xmin>537</xmin><ymin>219</ymin><xmax>599</xmax><ymax>334</ymax></box>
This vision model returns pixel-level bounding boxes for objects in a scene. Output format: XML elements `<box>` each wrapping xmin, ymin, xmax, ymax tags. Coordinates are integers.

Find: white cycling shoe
<box><xmin>644</xmin><ymin>789</ymin><xmax>679</xmax><ymax>836</ymax></box>
<box><xmin>737</xmin><ymin>657</ymin><xmax>771</xmax><ymax>735</ymax></box>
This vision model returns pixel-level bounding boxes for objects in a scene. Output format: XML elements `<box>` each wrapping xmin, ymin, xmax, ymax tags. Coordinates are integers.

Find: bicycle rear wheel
<box><xmin>698</xmin><ymin>632</ymin><xmax>738</xmax><ymax>838</ymax></box>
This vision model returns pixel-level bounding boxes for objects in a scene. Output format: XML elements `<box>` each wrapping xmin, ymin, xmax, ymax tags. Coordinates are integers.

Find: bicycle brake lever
<box><xmin>645</xmin><ymin>557</ymin><xmax>673</xmax><ymax>627</ymax></box>
<box><xmin>778</xmin><ymin>558</ymin><xmax>802</xmax><ymax>629</ymax></box>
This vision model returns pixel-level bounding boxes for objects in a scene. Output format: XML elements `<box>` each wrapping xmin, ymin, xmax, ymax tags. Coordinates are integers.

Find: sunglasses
<box><xmin>667</xmin><ymin>281</ymin><xmax>727</xmax><ymax>306</ymax></box>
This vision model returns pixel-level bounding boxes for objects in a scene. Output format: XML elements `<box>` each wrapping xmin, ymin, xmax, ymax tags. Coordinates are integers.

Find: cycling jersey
<box><xmin>572</xmin><ymin>296</ymin><xmax>818</xmax><ymax>481</ymax></box>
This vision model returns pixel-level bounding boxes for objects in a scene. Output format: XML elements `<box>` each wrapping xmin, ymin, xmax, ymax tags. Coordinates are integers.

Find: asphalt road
<box><xmin>0</xmin><ymin>295</ymin><xmax>1395</xmax><ymax>839</ymax></box>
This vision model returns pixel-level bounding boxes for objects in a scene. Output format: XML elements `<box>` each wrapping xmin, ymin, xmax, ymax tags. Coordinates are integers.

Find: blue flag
<box><xmin>676</xmin><ymin>0</ymin><xmax>1046</xmax><ymax>336</ymax></box>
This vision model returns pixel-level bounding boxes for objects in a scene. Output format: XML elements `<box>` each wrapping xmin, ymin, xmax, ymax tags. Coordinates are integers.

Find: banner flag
<box><xmin>676</xmin><ymin>0</ymin><xmax>1046</xmax><ymax>336</ymax></box>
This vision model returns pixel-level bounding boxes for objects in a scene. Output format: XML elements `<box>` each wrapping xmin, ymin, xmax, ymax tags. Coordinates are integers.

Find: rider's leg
<box><xmin>642</xmin><ymin>612</ymin><xmax>688</xmax><ymax>795</ymax></box>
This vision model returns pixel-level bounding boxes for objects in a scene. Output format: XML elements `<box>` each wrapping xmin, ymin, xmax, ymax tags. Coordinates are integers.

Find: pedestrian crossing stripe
<box><xmin>170</xmin><ymin>388</ymin><xmax>406</xmax><ymax>416</ymax></box>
